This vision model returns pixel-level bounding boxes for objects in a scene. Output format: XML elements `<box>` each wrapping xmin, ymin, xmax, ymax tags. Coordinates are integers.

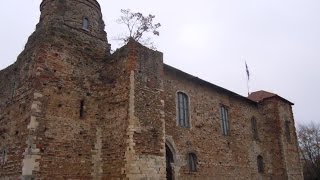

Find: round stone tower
<box><xmin>39</xmin><ymin>0</ymin><xmax>108</xmax><ymax>41</ymax></box>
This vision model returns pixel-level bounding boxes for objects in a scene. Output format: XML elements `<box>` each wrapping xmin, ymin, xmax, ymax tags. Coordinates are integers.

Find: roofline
<box><xmin>164</xmin><ymin>64</ymin><xmax>257</xmax><ymax>105</ymax></box>
<box><xmin>262</xmin><ymin>95</ymin><xmax>294</xmax><ymax>105</ymax></box>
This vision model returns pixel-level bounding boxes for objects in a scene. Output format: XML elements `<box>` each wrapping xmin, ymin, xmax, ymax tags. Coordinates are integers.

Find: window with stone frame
<box><xmin>188</xmin><ymin>153</ymin><xmax>197</xmax><ymax>172</ymax></box>
<box><xmin>251</xmin><ymin>117</ymin><xmax>259</xmax><ymax>140</ymax></box>
<box><xmin>285</xmin><ymin>120</ymin><xmax>291</xmax><ymax>142</ymax></box>
<box><xmin>82</xmin><ymin>17</ymin><xmax>89</xmax><ymax>30</ymax></box>
<box><xmin>220</xmin><ymin>105</ymin><xmax>230</xmax><ymax>135</ymax></box>
<box><xmin>177</xmin><ymin>92</ymin><xmax>190</xmax><ymax>128</ymax></box>
<box><xmin>257</xmin><ymin>155</ymin><xmax>264</xmax><ymax>173</ymax></box>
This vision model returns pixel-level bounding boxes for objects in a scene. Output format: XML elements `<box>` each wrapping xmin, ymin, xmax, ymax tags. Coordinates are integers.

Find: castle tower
<box><xmin>249</xmin><ymin>91</ymin><xmax>303</xmax><ymax>179</ymax></box>
<box><xmin>0</xmin><ymin>0</ymin><xmax>112</xmax><ymax>179</ymax></box>
<box><xmin>39</xmin><ymin>0</ymin><xmax>108</xmax><ymax>42</ymax></box>
<box><xmin>1</xmin><ymin>0</ymin><xmax>166</xmax><ymax>179</ymax></box>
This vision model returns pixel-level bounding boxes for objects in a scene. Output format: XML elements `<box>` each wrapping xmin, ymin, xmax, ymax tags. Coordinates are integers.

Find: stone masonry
<box><xmin>0</xmin><ymin>0</ymin><xmax>303</xmax><ymax>179</ymax></box>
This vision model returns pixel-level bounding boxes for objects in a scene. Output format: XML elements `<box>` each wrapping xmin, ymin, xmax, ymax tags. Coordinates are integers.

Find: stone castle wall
<box><xmin>0</xmin><ymin>62</ymin><xmax>35</xmax><ymax>179</ymax></box>
<box><xmin>121</xmin><ymin>41</ymin><xmax>166</xmax><ymax>180</ymax></box>
<box><xmin>163</xmin><ymin>65</ymin><xmax>303</xmax><ymax>180</ymax></box>
<box><xmin>259</xmin><ymin>98</ymin><xmax>303</xmax><ymax>179</ymax></box>
<box><xmin>0</xmin><ymin>0</ymin><xmax>303</xmax><ymax>179</ymax></box>
<box><xmin>0</xmin><ymin>29</ymin><xmax>49</xmax><ymax>179</ymax></box>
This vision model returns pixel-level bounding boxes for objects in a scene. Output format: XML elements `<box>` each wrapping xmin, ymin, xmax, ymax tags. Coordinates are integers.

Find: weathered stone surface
<box><xmin>163</xmin><ymin>66</ymin><xmax>303</xmax><ymax>180</ymax></box>
<box><xmin>0</xmin><ymin>0</ymin><xmax>302</xmax><ymax>179</ymax></box>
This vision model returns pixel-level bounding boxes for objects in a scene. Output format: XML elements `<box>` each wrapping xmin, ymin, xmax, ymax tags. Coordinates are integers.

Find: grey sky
<box><xmin>0</xmin><ymin>0</ymin><xmax>319</xmax><ymax>125</ymax></box>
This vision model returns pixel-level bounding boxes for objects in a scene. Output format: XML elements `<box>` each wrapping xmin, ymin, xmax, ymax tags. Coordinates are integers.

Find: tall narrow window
<box><xmin>1</xmin><ymin>148</ymin><xmax>7</xmax><ymax>165</ymax></box>
<box><xmin>220</xmin><ymin>106</ymin><xmax>229</xmax><ymax>135</ymax></box>
<box><xmin>285</xmin><ymin>121</ymin><xmax>291</xmax><ymax>142</ymax></box>
<box><xmin>80</xmin><ymin>100</ymin><xmax>85</xmax><ymax>118</ymax></box>
<box><xmin>188</xmin><ymin>153</ymin><xmax>197</xmax><ymax>172</ymax></box>
<box><xmin>251</xmin><ymin>117</ymin><xmax>259</xmax><ymax>140</ymax></box>
<box><xmin>257</xmin><ymin>155</ymin><xmax>264</xmax><ymax>173</ymax></box>
<box><xmin>82</xmin><ymin>17</ymin><xmax>89</xmax><ymax>30</ymax></box>
<box><xmin>177</xmin><ymin>92</ymin><xmax>189</xmax><ymax>128</ymax></box>
<box><xmin>1</xmin><ymin>149</ymin><xmax>4</xmax><ymax>164</ymax></box>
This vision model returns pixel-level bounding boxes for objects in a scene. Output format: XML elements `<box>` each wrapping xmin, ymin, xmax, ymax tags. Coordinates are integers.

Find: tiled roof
<box><xmin>248</xmin><ymin>90</ymin><xmax>276</xmax><ymax>102</ymax></box>
<box><xmin>248</xmin><ymin>90</ymin><xmax>293</xmax><ymax>105</ymax></box>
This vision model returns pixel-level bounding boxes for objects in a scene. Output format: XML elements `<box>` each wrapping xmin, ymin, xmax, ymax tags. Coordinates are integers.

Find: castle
<box><xmin>0</xmin><ymin>0</ymin><xmax>303</xmax><ymax>179</ymax></box>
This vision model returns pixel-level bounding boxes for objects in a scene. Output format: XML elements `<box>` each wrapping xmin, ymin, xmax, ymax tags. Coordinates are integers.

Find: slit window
<box><xmin>1</xmin><ymin>148</ymin><xmax>8</xmax><ymax>165</ymax></box>
<box><xmin>82</xmin><ymin>17</ymin><xmax>89</xmax><ymax>30</ymax></box>
<box><xmin>285</xmin><ymin>121</ymin><xmax>291</xmax><ymax>142</ymax></box>
<box><xmin>257</xmin><ymin>155</ymin><xmax>264</xmax><ymax>173</ymax></box>
<box><xmin>188</xmin><ymin>153</ymin><xmax>197</xmax><ymax>172</ymax></box>
<box><xmin>251</xmin><ymin>117</ymin><xmax>259</xmax><ymax>140</ymax></box>
<box><xmin>80</xmin><ymin>100</ymin><xmax>84</xmax><ymax>118</ymax></box>
<box><xmin>177</xmin><ymin>92</ymin><xmax>190</xmax><ymax>128</ymax></box>
<box><xmin>220</xmin><ymin>106</ymin><xmax>230</xmax><ymax>135</ymax></box>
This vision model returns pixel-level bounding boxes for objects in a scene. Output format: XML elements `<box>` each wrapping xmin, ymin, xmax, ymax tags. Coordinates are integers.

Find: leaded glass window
<box><xmin>177</xmin><ymin>92</ymin><xmax>189</xmax><ymax>127</ymax></box>
<box><xmin>220</xmin><ymin>106</ymin><xmax>229</xmax><ymax>135</ymax></box>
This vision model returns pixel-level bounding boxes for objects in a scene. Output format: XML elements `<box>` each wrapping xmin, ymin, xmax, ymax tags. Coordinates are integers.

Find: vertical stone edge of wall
<box><xmin>92</xmin><ymin>127</ymin><xmax>103</xmax><ymax>180</ymax></box>
<box><xmin>124</xmin><ymin>70</ymin><xmax>166</xmax><ymax>180</ymax></box>
<box><xmin>22</xmin><ymin>92</ymin><xmax>43</xmax><ymax>180</ymax></box>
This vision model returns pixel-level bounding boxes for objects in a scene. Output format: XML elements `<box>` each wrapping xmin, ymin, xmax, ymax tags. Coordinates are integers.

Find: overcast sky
<box><xmin>0</xmin><ymin>0</ymin><xmax>319</xmax><ymax>125</ymax></box>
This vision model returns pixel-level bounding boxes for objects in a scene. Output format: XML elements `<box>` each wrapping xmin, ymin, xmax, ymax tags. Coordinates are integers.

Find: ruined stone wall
<box><xmin>31</xmin><ymin>39</ymin><xmax>101</xmax><ymax>179</ymax></box>
<box><xmin>0</xmin><ymin>64</ymin><xmax>34</xmax><ymax>179</ymax></box>
<box><xmin>99</xmin><ymin>45</ymin><xmax>132</xmax><ymax>179</ymax></box>
<box><xmin>0</xmin><ymin>29</ymin><xmax>49</xmax><ymax>179</ymax></box>
<box><xmin>122</xmin><ymin>41</ymin><xmax>166</xmax><ymax>180</ymax></box>
<box><xmin>163</xmin><ymin>65</ymin><xmax>302</xmax><ymax>180</ymax></box>
<box><xmin>0</xmin><ymin>15</ymin><xmax>112</xmax><ymax>180</ymax></box>
<box><xmin>20</xmin><ymin>25</ymin><xmax>126</xmax><ymax>179</ymax></box>
<box><xmin>1</xmin><ymin>0</ymin><xmax>129</xmax><ymax>178</ymax></box>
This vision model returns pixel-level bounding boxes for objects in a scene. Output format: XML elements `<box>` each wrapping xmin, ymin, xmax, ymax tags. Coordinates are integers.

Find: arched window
<box><xmin>257</xmin><ymin>155</ymin><xmax>264</xmax><ymax>173</ymax></box>
<box><xmin>188</xmin><ymin>153</ymin><xmax>197</xmax><ymax>172</ymax></box>
<box><xmin>177</xmin><ymin>92</ymin><xmax>189</xmax><ymax>127</ymax></box>
<box><xmin>82</xmin><ymin>17</ymin><xmax>89</xmax><ymax>30</ymax></box>
<box><xmin>251</xmin><ymin>117</ymin><xmax>259</xmax><ymax>140</ymax></box>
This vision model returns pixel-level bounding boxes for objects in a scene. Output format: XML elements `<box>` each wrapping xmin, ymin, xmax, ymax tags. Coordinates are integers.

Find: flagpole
<box><xmin>243</xmin><ymin>57</ymin><xmax>250</xmax><ymax>96</ymax></box>
<box><xmin>247</xmin><ymin>75</ymin><xmax>250</xmax><ymax>96</ymax></box>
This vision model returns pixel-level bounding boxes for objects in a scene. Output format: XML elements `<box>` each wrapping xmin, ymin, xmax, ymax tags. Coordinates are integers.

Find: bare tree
<box><xmin>298</xmin><ymin>122</ymin><xmax>320</xmax><ymax>180</ymax></box>
<box><xmin>116</xmin><ymin>9</ymin><xmax>161</xmax><ymax>49</ymax></box>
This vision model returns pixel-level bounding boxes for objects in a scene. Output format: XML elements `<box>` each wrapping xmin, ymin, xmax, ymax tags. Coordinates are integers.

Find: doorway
<box><xmin>166</xmin><ymin>144</ymin><xmax>174</xmax><ymax>180</ymax></box>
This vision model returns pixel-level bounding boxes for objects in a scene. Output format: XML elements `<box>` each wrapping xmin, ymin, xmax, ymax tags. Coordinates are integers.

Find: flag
<box><xmin>245</xmin><ymin>61</ymin><xmax>250</xmax><ymax>81</ymax></box>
